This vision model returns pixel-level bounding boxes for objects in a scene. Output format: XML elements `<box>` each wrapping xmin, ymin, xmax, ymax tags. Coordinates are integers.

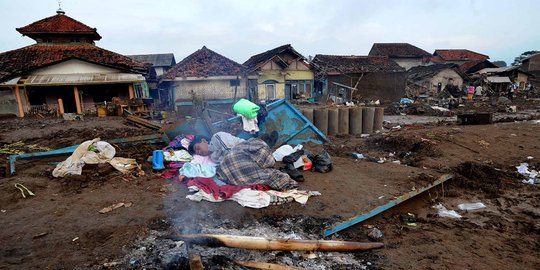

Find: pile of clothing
<box><xmin>157</xmin><ymin>132</ymin><xmax>320</xmax><ymax>208</ymax></box>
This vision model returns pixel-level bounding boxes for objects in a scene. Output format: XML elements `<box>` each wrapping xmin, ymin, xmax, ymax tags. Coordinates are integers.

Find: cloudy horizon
<box><xmin>1</xmin><ymin>0</ymin><xmax>538</xmax><ymax>65</ymax></box>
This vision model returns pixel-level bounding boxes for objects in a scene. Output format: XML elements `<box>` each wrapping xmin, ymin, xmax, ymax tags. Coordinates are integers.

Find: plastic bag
<box><xmin>457</xmin><ymin>202</ymin><xmax>486</xmax><ymax>210</ymax></box>
<box><xmin>433</xmin><ymin>203</ymin><xmax>461</xmax><ymax>219</ymax></box>
<box><xmin>312</xmin><ymin>150</ymin><xmax>333</xmax><ymax>173</ymax></box>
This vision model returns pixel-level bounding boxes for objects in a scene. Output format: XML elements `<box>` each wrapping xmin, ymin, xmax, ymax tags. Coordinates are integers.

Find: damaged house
<box><xmin>406</xmin><ymin>63</ymin><xmax>463</xmax><ymax>98</ymax></box>
<box><xmin>243</xmin><ymin>44</ymin><xmax>314</xmax><ymax>102</ymax></box>
<box><xmin>312</xmin><ymin>54</ymin><xmax>406</xmax><ymax>103</ymax></box>
<box><xmin>0</xmin><ymin>10</ymin><xmax>147</xmax><ymax>117</ymax></box>
<box><xmin>368</xmin><ymin>43</ymin><xmax>432</xmax><ymax>70</ymax></box>
<box><xmin>431</xmin><ymin>49</ymin><xmax>497</xmax><ymax>76</ymax></box>
<box><xmin>127</xmin><ymin>53</ymin><xmax>176</xmax><ymax>107</ymax></box>
<box><xmin>476</xmin><ymin>66</ymin><xmax>533</xmax><ymax>94</ymax></box>
<box><xmin>521</xmin><ymin>52</ymin><xmax>540</xmax><ymax>88</ymax></box>
<box><xmin>160</xmin><ymin>46</ymin><xmax>248</xmax><ymax>110</ymax></box>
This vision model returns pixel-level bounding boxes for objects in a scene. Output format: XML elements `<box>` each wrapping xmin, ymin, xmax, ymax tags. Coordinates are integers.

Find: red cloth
<box><xmin>160</xmin><ymin>162</ymin><xmax>185</xmax><ymax>180</ymax></box>
<box><xmin>186</xmin><ymin>177</ymin><xmax>269</xmax><ymax>199</ymax></box>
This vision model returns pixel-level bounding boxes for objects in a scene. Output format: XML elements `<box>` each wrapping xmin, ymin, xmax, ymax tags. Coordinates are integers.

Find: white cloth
<box><xmin>53</xmin><ymin>138</ymin><xmax>139</xmax><ymax>177</ymax></box>
<box><xmin>240</xmin><ymin>114</ymin><xmax>259</xmax><ymax>133</ymax></box>
<box><xmin>272</xmin><ymin>144</ymin><xmax>303</xmax><ymax>161</ymax></box>
<box><xmin>180</xmin><ymin>163</ymin><xmax>217</xmax><ymax>178</ymax></box>
<box><xmin>163</xmin><ymin>150</ymin><xmax>193</xmax><ymax>162</ymax></box>
<box><xmin>185</xmin><ymin>188</ymin><xmax>320</xmax><ymax>208</ymax></box>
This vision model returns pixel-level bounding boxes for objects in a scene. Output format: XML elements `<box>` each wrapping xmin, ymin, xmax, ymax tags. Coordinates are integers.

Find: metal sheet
<box><xmin>485</xmin><ymin>76</ymin><xmax>511</xmax><ymax>83</ymax></box>
<box><xmin>162</xmin><ymin>99</ymin><xmax>330</xmax><ymax>147</ymax></box>
<box><xmin>324</xmin><ymin>174</ymin><xmax>454</xmax><ymax>237</ymax></box>
<box><xmin>0</xmin><ymin>77</ymin><xmax>21</xmax><ymax>86</ymax></box>
<box><xmin>259</xmin><ymin>99</ymin><xmax>329</xmax><ymax>146</ymax></box>
<box><xmin>23</xmin><ymin>73</ymin><xmax>145</xmax><ymax>86</ymax></box>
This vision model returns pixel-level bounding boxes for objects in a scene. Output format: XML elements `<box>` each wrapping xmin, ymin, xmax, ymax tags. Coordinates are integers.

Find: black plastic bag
<box><xmin>282</xmin><ymin>150</ymin><xmax>304</xmax><ymax>164</ymax></box>
<box><xmin>312</xmin><ymin>150</ymin><xmax>333</xmax><ymax>173</ymax></box>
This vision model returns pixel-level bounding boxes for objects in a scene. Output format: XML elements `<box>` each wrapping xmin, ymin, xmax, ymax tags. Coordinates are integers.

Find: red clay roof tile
<box><xmin>369</xmin><ymin>43</ymin><xmax>431</xmax><ymax>58</ymax></box>
<box><xmin>16</xmin><ymin>13</ymin><xmax>101</xmax><ymax>40</ymax></box>
<box><xmin>312</xmin><ymin>54</ymin><xmax>405</xmax><ymax>73</ymax></box>
<box><xmin>0</xmin><ymin>43</ymin><xmax>145</xmax><ymax>82</ymax></box>
<box><xmin>162</xmin><ymin>46</ymin><xmax>245</xmax><ymax>79</ymax></box>
<box><xmin>434</xmin><ymin>50</ymin><xmax>489</xmax><ymax>61</ymax></box>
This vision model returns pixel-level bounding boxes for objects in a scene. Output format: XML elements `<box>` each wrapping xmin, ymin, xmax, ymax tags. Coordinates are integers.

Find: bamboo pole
<box><xmin>173</xmin><ymin>234</ymin><xmax>383</xmax><ymax>252</ymax></box>
<box><xmin>128</xmin><ymin>84</ymin><xmax>135</xmax><ymax>99</ymax></box>
<box><xmin>14</xmin><ymin>86</ymin><xmax>24</xmax><ymax>117</ymax></box>
<box><xmin>74</xmin><ymin>86</ymin><xmax>82</xmax><ymax>114</ymax></box>
<box><xmin>58</xmin><ymin>98</ymin><xmax>65</xmax><ymax>115</ymax></box>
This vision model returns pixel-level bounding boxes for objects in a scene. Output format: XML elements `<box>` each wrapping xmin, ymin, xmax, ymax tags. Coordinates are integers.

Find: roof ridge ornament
<box><xmin>56</xmin><ymin>0</ymin><xmax>65</xmax><ymax>15</ymax></box>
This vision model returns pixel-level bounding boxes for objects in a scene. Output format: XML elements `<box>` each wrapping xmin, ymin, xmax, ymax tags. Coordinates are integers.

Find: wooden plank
<box><xmin>188</xmin><ymin>253</ymin><xmax>204</xmax><ymax>270</ymax></box>
<box><xmin>323</xmin><ymin>174</ymin><xmax>454</xmax><ymax>237</ymax></box>
<box><xmin>235</xmin><ymin>260</ymin><xmax>306</xmax><ymax>270</ymax></box>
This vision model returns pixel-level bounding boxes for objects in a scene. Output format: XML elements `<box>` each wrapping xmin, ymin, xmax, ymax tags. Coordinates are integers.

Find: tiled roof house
<box><xmin>161</xmin><ymin>46</ymin><xmax>249</xmax><ymax>104</ymax></box>
<box><xmin>243</xmin><ymin>44</ymin><xmax>314</xmax><ymax>101</ymax></box>
<box><xmin>368</xmin><ymin>43</ymin><xmax>431</xmax><ymax>70</ymax></box>
<box><xmin>0</xmin><ymin>10</ymin><xmax>147</xmax><ymax>117</ymax></box>
<box><xmin>312</xmin><ymin>54</ymin><xmax>406</xmax><ymax>102</ymax></box>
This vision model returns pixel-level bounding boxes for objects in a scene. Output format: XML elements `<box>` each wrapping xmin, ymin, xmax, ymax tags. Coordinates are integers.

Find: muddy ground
<box><xmin>0</xmin><ymin>114</ymin><xmax>539</xmax><ymax>269</ymax></box>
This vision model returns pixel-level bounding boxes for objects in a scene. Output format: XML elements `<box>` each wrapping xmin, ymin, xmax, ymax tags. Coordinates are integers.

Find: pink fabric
<box><xmin>191</xmin><ymin>155</ymin><xmax>217</xmax><ymax>165</ymax></box>
<box><xmin>186</xmin><ymin>177</ymin><xmax>269</xmax><ymax>199</ymax></box>
<box><xmin>160</xmin><ymin>162</ymin><xmax>184</xmax><ymax>180</ymax></box>
<box><xmin>467</xmin><ymin>86</ymin><xmax>475</xmax><ymax>94</ymax></box>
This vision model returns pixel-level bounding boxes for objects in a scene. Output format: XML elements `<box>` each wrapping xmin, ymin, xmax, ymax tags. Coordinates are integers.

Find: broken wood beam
<box><xmin>170</xmin><ymin>234</ymin><xmax>383</xmax><ymax>252</ymax></box>
<box><xmin>188</xmin><ymin>253</ymin><xmax>204</xmax><ymax>270</ymax></box>
<box><xmin>235</xmin><ymin>260</ymin><xmax>306</xmax><ymax>270</ymax></box>
<box><xmin>8</xmin><ymin>134</ymin><xmax>162</xmax><ymax>174</ymax></box>
<box><xmin>126</xmin><ymin>115</ymin><xmax>162</xmax><ymax>130</ymax></box>
<box><xmin>323</xmin><ymin>174</ymin><xmax>454</xmax><ymax>237</ymax></box>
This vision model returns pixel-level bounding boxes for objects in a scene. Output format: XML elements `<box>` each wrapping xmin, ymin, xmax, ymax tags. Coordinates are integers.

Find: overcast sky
<box><xmin>1</xmin><ymin>0</ymin><xmax>538</xmax><ymax>65</ymax></box>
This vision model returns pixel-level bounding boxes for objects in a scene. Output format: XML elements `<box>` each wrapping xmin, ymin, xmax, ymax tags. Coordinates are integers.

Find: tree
<box><xmin>492</xmin><ymin>61</ymin><xmax>507</xmax><ymax>67</ymax></box>
<box><xmin>512</xmin><ymin>50</ymin><xmax>539</xmax><ymax>66</ymax></box>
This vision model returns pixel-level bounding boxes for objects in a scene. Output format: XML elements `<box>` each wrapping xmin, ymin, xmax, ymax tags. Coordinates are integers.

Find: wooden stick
<box><xmin>188</xmin><ymin>253</ymin><xmax>204</xmax><ymax>270</ymax></box>
<box><xmin>172</xmin><ymin>234</ymin><xmax>384</xmax><ymax>252</ymax></box>
<box><xmin>235</xmin><ymin>260</ymin><xmax>306</xmax><ymax>270</ymax></box>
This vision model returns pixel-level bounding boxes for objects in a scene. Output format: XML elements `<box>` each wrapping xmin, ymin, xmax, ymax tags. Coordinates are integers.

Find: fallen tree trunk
<box><xmin>171</xmin><ymin>234</ymin><xmax>383</xmax><ymax>252</ymax></box>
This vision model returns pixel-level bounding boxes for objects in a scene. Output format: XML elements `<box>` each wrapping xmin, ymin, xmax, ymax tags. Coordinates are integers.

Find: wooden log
<box><xmin>126</xmin><ymin>115</ymin><xmax>162</xmax><ymax>130</ymax></box>
<box><xmin>173</xmin><ymin>234</ymin><xmax>384</xmax><ymax>252</ymax></box>
<box><xmin>189</xmin><ymin>253</ymin><xmax>204</xmax><ymax>270</ymax></box>
<box><xmin>235</xmin><ymin>260</ymin><xmax>306</xmax><ymax>270</ymax></box>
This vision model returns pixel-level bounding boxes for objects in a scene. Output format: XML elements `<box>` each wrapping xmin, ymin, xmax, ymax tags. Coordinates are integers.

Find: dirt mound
<box><xmin>452</xmin><ymin>161</ymin><xmax>520</xmax><ymax>197</ymax></box>
<box><xmin>367</xmin><ymin>136</ymin><xmax>441</xmax><ymax>166</ymax></box>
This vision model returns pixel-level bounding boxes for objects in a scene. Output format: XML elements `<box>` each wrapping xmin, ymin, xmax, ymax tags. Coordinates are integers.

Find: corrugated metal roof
<box><xmin>0</xmin><ymin>77</ymin><xmax>21</xmax><ymax>86</ymax></box>
<box><xmin>477</xmin><ymin>66</ymin><xmax>516</xmax><ymax>74</ymax></box>
<box><xmin>485</xmin><ymin>76</ymin><xmax>511</xmax><ymax>83</ymax></box>
<box><xmin>23</xmin><ymin>73</ymin><xmax>144</xmax><ymax>86</ymax></box>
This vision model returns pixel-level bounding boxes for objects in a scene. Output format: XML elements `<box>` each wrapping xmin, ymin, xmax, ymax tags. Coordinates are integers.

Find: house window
<box><xmin>265</xmin><ymin>84</ymin><xmax>276</xmax><ymax>100</ymax></box>
<box><xmin>285</xmin><ymin>80</ymin><xmax>313</xmax><ymax>99</ymax></box>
